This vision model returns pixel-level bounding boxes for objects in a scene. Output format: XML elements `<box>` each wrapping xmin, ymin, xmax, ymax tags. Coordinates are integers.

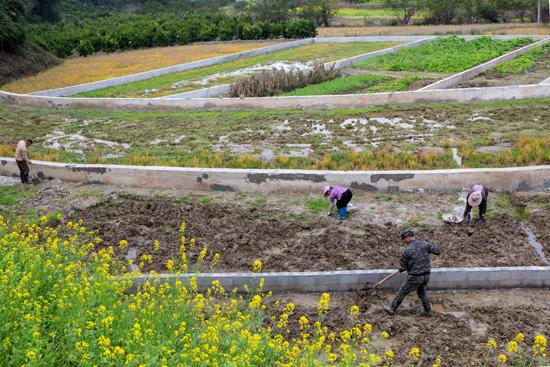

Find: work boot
<box><xmin>383</xmin><ymin>305</ymin><xmax>395</xmax><ymax>315</ymax></box>
<box><xmin>479</xmin><ymin>215</ymin><xmax>487</xmax><ymax>223</ymax></box>
<box><xmin>420</xmin><ymin>310</ymin><xmax>432</xmax><ymax>317</ymax></box>
<box><xmin>464</xmin><ymin>214</ymin><xmax>471</xmax><ymax>223</ymax></box>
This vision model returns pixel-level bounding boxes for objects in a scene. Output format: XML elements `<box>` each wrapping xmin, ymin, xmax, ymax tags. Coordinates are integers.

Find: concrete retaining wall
<box><xmin>164</xmin><ymin>37</ymin><xmax>436</xmax><ymax>99</ymax></box>
<box><xmin>30</xmin><ymin>39</ymin><xmax>314</xmax><ymax>97</ymax></box>
<box><xmin>2</xmin><ymin>83</ymin><xmax>550</xmax><ymax>111</ymax></box>
<box><xmin>1</xmin><ymin>158</ymin><xmax>548</xmax><ymax>193</ymax></box>
<box><xmin>541</xmin><ymin>76</ymin><xmax>550</xmax><ymax>84</ymax></box>
<box><xmin>127</xmin><ymin>267</ymin><xmax>550</xmax><ymax>292</ymax></box>
<box><xmin>421</xmin><ymin>37</ymin><xmax>550</xmax><ymax>91</ymax></box>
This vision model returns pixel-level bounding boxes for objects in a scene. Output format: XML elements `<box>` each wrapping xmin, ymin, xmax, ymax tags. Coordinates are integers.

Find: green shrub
<box><xmin>28</xmin><ymin>13</ymin><xmax>317</xmax><ymax>57</ymax></box>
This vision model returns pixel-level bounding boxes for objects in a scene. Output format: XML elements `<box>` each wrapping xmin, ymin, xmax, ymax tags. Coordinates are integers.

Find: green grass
<box><xmin>357</xmin><ymin>36</ymin><xmax>533</xmax><ymax>73</ymax></box>
<box><xmin>306</xmin><ymin>198</ymin><xmax>329</xmax><ymax>213</ymax></box>
<box><xmin>75</xmin><ymin>42</ymin><xmax>401</xmax><ymax>98</ymax></box>
<box><xmin>282</xmin><ymin>74</ymin><xmax>390</xmax><ymax>96</ymax></box>
<box><xmin>496</xmin><ymin>43</ymin><xmax>550</xmax><ymax>74</ymax></box>
<box><xmin>1</xmin><ymin>98</ymin><xmax>549</xmax><ymax>171</ymax></box>
<box><xmin>199</xmin><ymin>196</ymin><xmax>213</xmax><ymax>204</ymax></box>
<box><xmin>359</xmin><ymin>76</ymin><xmax>421</xmax><ymax>93</ymax></box>
<box><xmin>0</xmin><ymin>185</ymin><xmax>37</xmax><ymax>218</ymax></box>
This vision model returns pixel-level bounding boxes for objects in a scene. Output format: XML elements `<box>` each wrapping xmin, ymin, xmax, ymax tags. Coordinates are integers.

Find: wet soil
<box><xmin>273</xmin><ymin>289</ymin><xmax>550</xmax><ymax>366</ymax></box>
<box><xmin>73</xmin><ymin>194</ymin><xmax>543</xmax><ymax>273</ymax></box>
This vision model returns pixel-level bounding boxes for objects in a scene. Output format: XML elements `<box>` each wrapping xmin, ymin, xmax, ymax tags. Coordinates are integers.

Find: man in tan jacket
<box><xmin>15</xmin><ymin>139</ymin><xmax>33</xmax><ymax>184</ymax></box>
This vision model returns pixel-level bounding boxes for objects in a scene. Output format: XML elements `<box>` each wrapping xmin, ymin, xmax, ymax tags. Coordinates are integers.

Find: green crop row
<box><xmin>496</xmin><ymin>43</ymin><xmax>550</xmax><ymax>74</ymax></box>
<box><xmin>76</xmin><ymin>42</ymin><xmax>400</xmax><ymax>98</ymax></box>
<box><xmin>357</xmin><ymin>36</ymin><xmax>533</xmax><ymax>73</ymax></box>
<box><xmin>282</xmin><ymin>73</ymin><xmax>390</xmax><ymax>96</ymax></box>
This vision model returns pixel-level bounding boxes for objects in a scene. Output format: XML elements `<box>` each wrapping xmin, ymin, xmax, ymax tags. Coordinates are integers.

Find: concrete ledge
<box><xmin>541</xmin><ymin>76</ymin><xmax>550</xmax><ymax>84</ymax></box>
<box><xmin>2</xmin><ymin>83</ymin><xmax>550</xmax><ymax>110</ymax></box>
<box><xmin>126</xmin><ymin>267</ymin><xmax>550</xmax><ymax>292</ymax></box>
<box><xmin>30</xmin><ymin>39</ymin><xmax>314</xmax><ymax>97</ymax></box>
<box><xmin>163</xmin><ymin>37</ymin><xmax>436</xmax><ymax>99</ymax></box>
<box><xmin>1</xmin><ymin>158</ymin><xmax>548</xmax><ymax>193</ymax></box>
<box><xmin>421</xmin><ymin>37</ymin><xmax>550</xmax><ymax>91</ymax></box>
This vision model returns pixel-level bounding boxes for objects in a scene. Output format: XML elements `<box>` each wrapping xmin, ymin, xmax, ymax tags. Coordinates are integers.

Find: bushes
<box><xmin>28</xmin><ymin>13</ymin><xmax>317</xmax><ymax>58</ymax></box>
<box><xmin>0</xmin><ymin>0</ymin><xmax>26</xmax><ymax>51</ymax></box>
<box><xmin>228</xmin><ymin>64</ymin><xmax>340</xmax><ymax>97</ymax></box>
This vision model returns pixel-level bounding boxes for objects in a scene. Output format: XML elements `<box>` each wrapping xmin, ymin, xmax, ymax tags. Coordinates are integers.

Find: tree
<box><xmin>424</xmin><ymin>0</ymin><xmax>461</xmax><ymax>24</ymax></box>
<box><xmin>299</xmin><ymin>0</ymin><xmax>336</xmax><ymax>26</ymax></box>
<box><xmin>383</xmin><ymin>0</ymin><xmax>422</xmax><ymax>24</ymax></box>
<box><xmin>0</xmin><ymin>0</ymin><xmax>26</xmax><ymax>51</ymax></box>
<box><xmin>249</xmin><ymin>0</ymin><xmax>296</xmax><ymax>23</ymax></box>
<box><xmin>30</xmin><ymin>0</ymin><xmax>60</xmax><ymax>22</ymax></box>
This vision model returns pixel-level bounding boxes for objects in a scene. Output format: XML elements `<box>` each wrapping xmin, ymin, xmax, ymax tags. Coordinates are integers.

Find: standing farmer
<box><xmin>463</xmin><ymin>184</ymin><xmax>489</xmax><ymax>223</ymax></box>
<box><xmin>15</xmin><ymin>139</ymin><xmax>33</xmax><ymax>184</ymax></box>
<box><xmin>323</xmin><ymin>186</ymin><xmax>353</xmax><ymax>220</ymax></box>
<box><xmin>384</xmin><ymin>229</ymin><xmax>441</xmax><ymax>316</ymax></box>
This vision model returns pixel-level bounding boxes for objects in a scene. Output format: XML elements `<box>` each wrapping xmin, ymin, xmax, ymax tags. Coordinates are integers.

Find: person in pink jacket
<box><xmin>323</xmin><ymin>186</ymin><xmax>353</xmax><ymax>220</ymax></box>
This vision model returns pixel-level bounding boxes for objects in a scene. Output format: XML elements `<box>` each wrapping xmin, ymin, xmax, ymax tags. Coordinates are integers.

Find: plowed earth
<box><xmin>74</xmin><ymin>195</ymin><xmax>544</xmax><ymax>273</ymax></box>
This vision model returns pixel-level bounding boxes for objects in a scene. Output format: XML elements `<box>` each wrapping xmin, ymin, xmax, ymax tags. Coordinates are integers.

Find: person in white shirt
<box><xmin>15</xmin><ymin>139</ymin><xmax>33</xmax><ymax>184</ymax></box>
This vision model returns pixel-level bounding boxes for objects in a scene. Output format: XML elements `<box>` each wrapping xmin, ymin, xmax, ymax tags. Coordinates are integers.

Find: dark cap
<box><xmin>400</xmin><ymin>229</ymin><xmax>414</xmax><ymax>240</ymax></box>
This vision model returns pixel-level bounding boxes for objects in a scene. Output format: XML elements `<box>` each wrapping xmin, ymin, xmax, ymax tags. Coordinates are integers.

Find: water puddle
<box><xmin>451</xmin><ymin>147</ymin><xmax>462</xmax><ymax>167</ymax></box>
<box><xmin>172</xmin><ymin>61</ymin><xmax>313</xmax><ymax>88</ymax></box>
<box><xmin>521</xmin><ymin>224</ymin><xmax>549</xmax><ymax>265</ymax></box>
<box><xmin>124</xmin><ymin>247</ymin><xmax>139</xmax><ymax>272</ymax></box>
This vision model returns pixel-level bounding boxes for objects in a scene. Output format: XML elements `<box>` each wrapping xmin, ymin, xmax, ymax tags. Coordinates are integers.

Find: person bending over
<box><xmin>323</xmin><ymin>186</ymin><xmax>353</xmax><ymax>220</ymax></box>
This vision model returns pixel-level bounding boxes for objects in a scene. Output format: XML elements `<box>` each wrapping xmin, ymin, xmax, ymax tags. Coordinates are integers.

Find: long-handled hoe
<box><xmin>356</xmin><ymin>269</ymin><xmax>400</xmax><ymax>298</ymax></box>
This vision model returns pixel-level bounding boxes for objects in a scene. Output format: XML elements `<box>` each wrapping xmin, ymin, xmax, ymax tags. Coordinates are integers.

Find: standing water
<box><xmin>521</xmin><ymin>224</ymin><xmax>550</xmax><ymax>265</ymax></box>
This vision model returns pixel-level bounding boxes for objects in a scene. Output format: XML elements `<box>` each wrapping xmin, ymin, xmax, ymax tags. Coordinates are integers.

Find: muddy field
<box><xmin>273</xmin><ymin>289</ymin><xmax>550</xmax><ymax>366</ymax></box>
<box><xmin>71</xmin><ymin>193</ymin><xmax>547</xmax><ymax>273</ymax></box>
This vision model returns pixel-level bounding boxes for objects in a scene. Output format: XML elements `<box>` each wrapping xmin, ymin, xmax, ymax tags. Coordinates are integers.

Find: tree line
<box><xmin>383</xmin><ymin>0</ymin><xmax>548</xmax><ymax>25</ymax></box>
<box><xmin>1</xmin><ymin>0</ymin><xmax>321</xmax><ymax>55</ymax></box>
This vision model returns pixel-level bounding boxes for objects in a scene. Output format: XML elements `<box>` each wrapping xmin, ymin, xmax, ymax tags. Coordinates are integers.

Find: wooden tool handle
<box><xmin>372</xmin><ymin>269</ymin><xmax>400</xmax><ymax>289</ymax></box>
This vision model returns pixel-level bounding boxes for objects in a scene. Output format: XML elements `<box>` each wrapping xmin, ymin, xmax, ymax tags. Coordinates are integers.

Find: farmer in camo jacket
<box><xmin>384</xmin><ymin>229</ymin><xmax>442</xmax><ymax>317</ymax></box>
<box><xmin>463</xmin><ymin>184</ymin><xmax>489</xmax><ymax>223</ymax></box>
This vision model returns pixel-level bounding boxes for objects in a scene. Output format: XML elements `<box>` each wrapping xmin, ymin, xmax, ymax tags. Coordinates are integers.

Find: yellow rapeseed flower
<box><xmin>487</xmin><ymin>338</ymin><xmax>498</xmax><ymax>349</ymax></box>
<box><xmin>119</xmin><ymin>240</ymin><xmax>128</xmax><ymax>249</ymax></box>
<box><xmin>498</xmin><ymin>354</ymin><xmax>508</xmax><ymax>364</ymax></box>
<box><xmin>408</xmin><ymin>346</ymin><xmax>420</xmax><ymax>362</ymax></box>
<box><xmin>252</xmin><ymin>259</ymin><xmax>262</xmax><ymax>273</ymax></box>
<box><xmin>381</xmin><ymin>331</ymin><xmax>389</xmax><ymax>340</ymax></box>
<box><xmin>350</xmin><ymin>305</ymin><xmax>359</xmax><ymax>319</ymax></box>
<box><xmin>318</xmin><ymin>293</ymin><xmax>330</xmax><ymax>316</ymax></box>
<box><xmin>533</xmin><ymin>335</ymin><xmax>547</xmax><ymax>357</ymax></box>
<box><xmin>299</xmin><ymin>315</ymin><xmax>309</xmax><ymax>329</ymax></box>
<box><xmin>506</xmin><ymin>340</ymin><xmax>519</xmax><ymax>353</ymax></box>
<box><xmin>515</xmin><ymin>333</ymin><xmax>524</xmax><ymax>343</ymax></box>
<box><xmin>432</xmin><ymin>357</ymin><xmax>442</xmax><ymax>367</ymax></box>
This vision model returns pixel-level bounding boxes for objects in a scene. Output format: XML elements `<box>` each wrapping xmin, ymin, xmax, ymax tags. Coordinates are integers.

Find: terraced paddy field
<box><xmin>1</xmin><ymin>97</ymin><xmax>548</xmax><ymax>171</ymax></box>
<box><xmin>1</xmin><ymin>178</ymin><xmax>549</xmax><ymax>367</ymax></box>
<box><xmin>74</xmin><ymin>42</ymin><xmax>402</xmax><ymax>98</ymax></box>
<box><xmin>2</xmin><ymin>40</ymin><xmax>282</xmax><ymax>94</ymax></box>
<box><xmin>459</xmin><ymin>42</ymin><xmax>550</xmax><ymax>88</ymax></box>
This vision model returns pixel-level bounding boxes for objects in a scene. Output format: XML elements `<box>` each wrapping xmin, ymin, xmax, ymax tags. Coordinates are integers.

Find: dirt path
<box><xmin>273</xmin><ymin>289</ymin><xmax>550</xmax><ymax>366</ymax></box>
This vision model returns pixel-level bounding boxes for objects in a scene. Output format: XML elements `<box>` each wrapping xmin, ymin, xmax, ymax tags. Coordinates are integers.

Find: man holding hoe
<box><xmin>384</xmin><ymin>229</ymin><xmax>442</xmax><ymax>317</ymax></box>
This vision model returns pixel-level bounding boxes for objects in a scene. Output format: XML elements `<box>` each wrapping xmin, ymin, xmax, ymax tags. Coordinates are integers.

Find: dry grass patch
<box><xmin>317</xmin><ymin>24</ymin><xmax>548</xmax><ymax>37</ymax></box>
<box><xmin>3</xmin><ymin>40</ymin><xmax>281</xmax><ymax>94</ymax></box>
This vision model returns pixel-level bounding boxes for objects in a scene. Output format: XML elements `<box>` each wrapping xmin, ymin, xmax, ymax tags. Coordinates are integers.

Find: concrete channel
<box><xmin>126</xmin><ymin>267</ymin><xmax>550</xmax><ymax>292</ymax></box>
<box><xmin>1</xmin><ymin>158</ymin><xmax>548</xmax><ymax>193</ymax></box>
